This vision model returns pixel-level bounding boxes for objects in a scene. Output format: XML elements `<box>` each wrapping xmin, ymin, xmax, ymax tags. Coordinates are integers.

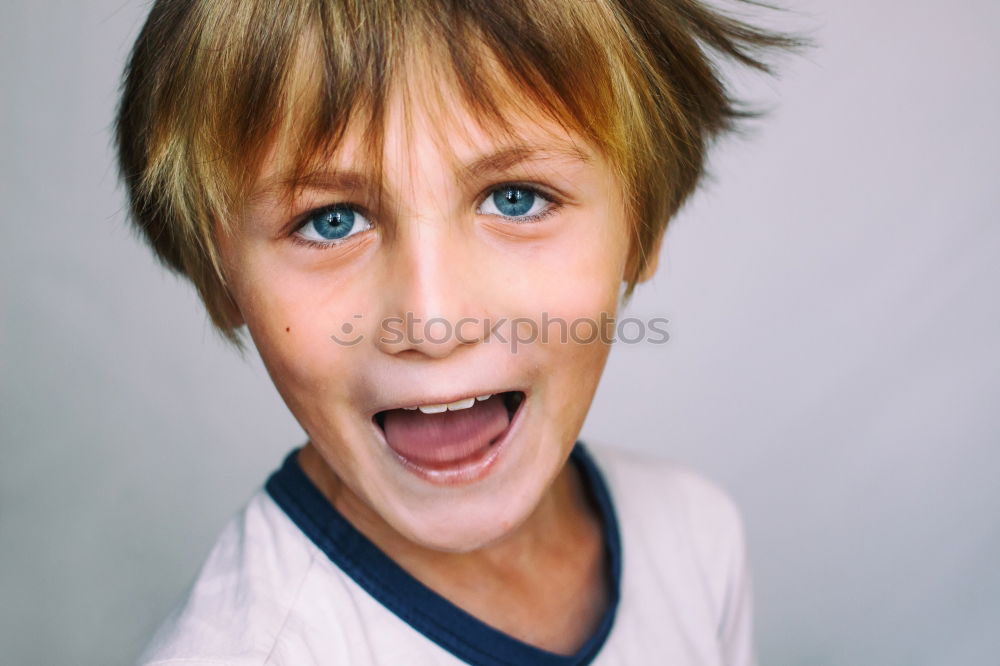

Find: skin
<box><xmin>216</xmin><ymin>49</ymin><xmax>659</xmax><ymax>654</ymax></box>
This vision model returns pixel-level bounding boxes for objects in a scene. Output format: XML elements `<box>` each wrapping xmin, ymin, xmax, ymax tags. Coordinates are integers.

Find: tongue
<box><xmin>381</xmin><ymin>395</ymin><xmax>510</xmax><ymax>467</ymax></box>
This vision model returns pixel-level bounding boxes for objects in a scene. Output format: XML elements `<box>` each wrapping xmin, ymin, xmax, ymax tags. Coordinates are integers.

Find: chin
<box><xmin>382</xmin><ymin>478</ymin><xmax>550</xmax><ymax>553</ymax></box>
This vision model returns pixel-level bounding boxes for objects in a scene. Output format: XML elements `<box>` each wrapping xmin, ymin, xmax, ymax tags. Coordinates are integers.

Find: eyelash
<box><xmin>291</xmin><ymin>235</ymin><xmax>348</xmax><ymax>251</ymax></box>
<box><xmin>289</xmin><ymin>183</ymin><xmax>561</xmax><ymax>250</ymax></box>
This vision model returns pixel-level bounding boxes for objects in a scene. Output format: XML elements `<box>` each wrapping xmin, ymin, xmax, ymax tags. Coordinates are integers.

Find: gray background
<box><xmin>2</xmin><ymin>1</ymin><xmax>998</xmax><ymax>664</ymax></box>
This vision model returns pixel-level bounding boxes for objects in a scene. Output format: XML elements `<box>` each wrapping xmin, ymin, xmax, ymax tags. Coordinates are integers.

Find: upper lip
<box><xmin>370</xmin><ymin>387</ymin><xmax>525</xmax><ymax>417</ymax></box>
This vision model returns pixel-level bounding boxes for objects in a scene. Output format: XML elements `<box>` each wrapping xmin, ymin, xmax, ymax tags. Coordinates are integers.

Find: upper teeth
<box><xmin>402</xmin><ymin>393</ymin><xmax>493</xmax><ymax>413</ymax></box>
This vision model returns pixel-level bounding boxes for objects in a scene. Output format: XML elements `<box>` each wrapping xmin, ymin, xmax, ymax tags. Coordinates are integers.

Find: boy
<box><xmin>118</xmin><ymin>1</ymin><xmax>795</xmax><ymax>664</ymax></box>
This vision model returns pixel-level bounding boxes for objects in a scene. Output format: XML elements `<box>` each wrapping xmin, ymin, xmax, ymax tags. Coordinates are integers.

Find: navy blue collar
<box><xmin>266</xmin><ymin>441</ymin><xmax>622</xmax><ymax>666</ymax></box>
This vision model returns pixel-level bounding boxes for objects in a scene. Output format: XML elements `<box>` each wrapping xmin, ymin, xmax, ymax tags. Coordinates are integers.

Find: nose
<box><xmin>374</xmin><ymin>221</ymin><xmax>487</xmax><ymax>360</ymax></box>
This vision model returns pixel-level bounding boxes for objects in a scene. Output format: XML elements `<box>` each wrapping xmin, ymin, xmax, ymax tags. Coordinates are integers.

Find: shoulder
<box><xmin>137</xmin><ymin>490</ymin><xmax>319</xmax><ymax>666</ymax></box>
<box><xmin>582</xmin><ymin>439</ymin><xmax>750</xmax><ymax>601</ymax></box>
<box><xmin>582</xmin><ymin>439</ymin><xmax>746</xmax><ymax>543</ymax></box>
<box><xmin>583</xmin><ymin>439</ymin><xmax>756</xmax><ymax>664</ymax></box>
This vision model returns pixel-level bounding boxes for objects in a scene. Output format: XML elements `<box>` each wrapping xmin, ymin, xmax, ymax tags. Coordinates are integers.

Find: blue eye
<box><xmin>479</xmin><ymin>185</ymin><xmax>552</xmax><ymax>220</ymax></box>
<box><xmin>296</xmin><ymin>205</ymin><xmax>372</xmax><ymax>245</ymax></box>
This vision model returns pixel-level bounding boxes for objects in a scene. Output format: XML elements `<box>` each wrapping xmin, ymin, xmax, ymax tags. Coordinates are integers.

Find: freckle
<box><xmin>285</xmin><ymin>327</ymin><xmax>291</xmax><ymax>333</ymax></box>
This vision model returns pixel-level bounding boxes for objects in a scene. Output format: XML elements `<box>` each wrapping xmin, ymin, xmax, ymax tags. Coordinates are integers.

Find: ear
<box><xmin>636</xmin><ymin>231</ymin><xmax>665</xmax><ymax>283</ymax></box>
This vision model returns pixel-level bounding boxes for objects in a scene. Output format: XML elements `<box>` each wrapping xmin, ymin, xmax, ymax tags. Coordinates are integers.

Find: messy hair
<box><xmin>115</xmin><ymin>0</ymin><xmax>799</xmax><ymax>345</ymax></box>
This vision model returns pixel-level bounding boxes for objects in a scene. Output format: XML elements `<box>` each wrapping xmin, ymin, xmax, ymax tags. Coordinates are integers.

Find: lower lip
<box><xmin>374</xmin><ymin>395</ymin><xmax>527</xmax><ymax>486</ymax></box>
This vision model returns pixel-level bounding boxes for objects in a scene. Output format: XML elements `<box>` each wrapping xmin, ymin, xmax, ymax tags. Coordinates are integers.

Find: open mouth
<box><xmin>373</xmin><ymin>390</ymin><xmax>525</xmax><ymax>470</ymax></box>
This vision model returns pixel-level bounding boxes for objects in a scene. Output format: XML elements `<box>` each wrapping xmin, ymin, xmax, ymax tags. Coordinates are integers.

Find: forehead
<box><xmin>254</xmin><ymin>36</ymin><xmax>603</xmax><ymax>197</ymax></box>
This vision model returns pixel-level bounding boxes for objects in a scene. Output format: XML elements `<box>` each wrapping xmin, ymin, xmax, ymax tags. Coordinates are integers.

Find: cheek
<box><xmin>500</xmin><ymin>210</ymin><xmax>624</xmax><ymax>417</ymax></box>
<box><xmin>226</xmin><ymin>247</ymin><xmax>374</xmax><ymax>394</ymax></box>
<box><xmin>508</xmin><ymin>209</ymin><xmax>627</xmax><ymax>322</ymax></box>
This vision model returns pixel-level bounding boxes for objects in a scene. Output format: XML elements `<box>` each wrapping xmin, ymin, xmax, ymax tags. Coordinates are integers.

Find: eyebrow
<box><xmin>459</xmin><ymin>143</ymin><xmax>593</xmax><ymax>180</ymax></box>
<box><xmin>254</xmin><ymin>142</ymin><xmax>592</xmax><ymax>200</ymax></box>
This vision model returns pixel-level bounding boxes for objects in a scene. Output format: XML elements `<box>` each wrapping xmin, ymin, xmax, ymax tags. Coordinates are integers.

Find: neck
<box><xmin>297</xmin><ymin>441</ymin><xmax>611</xmax><ymax>655</ymax></box>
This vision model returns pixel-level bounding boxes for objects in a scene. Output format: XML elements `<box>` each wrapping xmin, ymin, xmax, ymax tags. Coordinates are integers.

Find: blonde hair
<box><xmin>115</xmin><ymin>0</ymin><xmax>798</xmax><ymax>345</ymax></box>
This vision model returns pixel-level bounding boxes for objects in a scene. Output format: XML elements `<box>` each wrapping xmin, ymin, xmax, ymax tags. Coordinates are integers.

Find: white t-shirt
<box><xmin>138</xmin><ymin>441</ymin><xmax>756</xmax><ymax>665</ymax></box>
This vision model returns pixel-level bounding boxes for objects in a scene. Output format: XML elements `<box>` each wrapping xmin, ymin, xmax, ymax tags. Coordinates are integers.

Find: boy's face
<box><xmin>220</xmin><ymin>59</ymin><xmax>631</xmax><ymax>552</ymax></box>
